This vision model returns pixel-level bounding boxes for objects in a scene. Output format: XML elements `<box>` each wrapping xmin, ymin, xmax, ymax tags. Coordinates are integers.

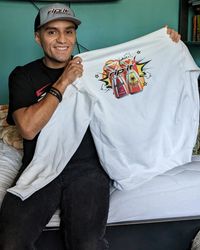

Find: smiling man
<box><xmin>0</xmin><ymin>3</ymin><xmax>110</xmax><ymax>250</ymax></box>
<box><xmin>0</xmin><ymin>3</ymin><xmax>181</xmax><ymax>250</ymax></box>
<box><xmin>36</xmin><ymin>20</ymin><xmax>77</xmax><ymax>68</ymax></box>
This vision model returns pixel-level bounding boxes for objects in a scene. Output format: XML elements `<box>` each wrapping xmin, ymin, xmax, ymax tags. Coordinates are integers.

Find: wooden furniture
<box><xmin>179</xmin><ymin>0</ymin><xmax>200</xmax><ymax>45</ymax></box>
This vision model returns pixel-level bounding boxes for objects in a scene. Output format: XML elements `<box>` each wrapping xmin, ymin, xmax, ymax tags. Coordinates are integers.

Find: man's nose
<box><xmin>56</xmin><ymin>33</ymin><xmax>67</xmax><ymax>43</ymax></box>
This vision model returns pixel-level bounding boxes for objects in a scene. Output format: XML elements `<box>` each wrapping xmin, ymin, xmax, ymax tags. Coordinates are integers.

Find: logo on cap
<box><xmin>47</xmin><ymin>8</ymin><xmax>72</xmax><ymax>16</ymax></box>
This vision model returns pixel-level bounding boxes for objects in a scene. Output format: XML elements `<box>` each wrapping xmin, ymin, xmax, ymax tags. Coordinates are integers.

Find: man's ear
<box><xmin>35</xmin><ymin>32</ymin><xmax>41</xmax><ymax>46</ymax></box>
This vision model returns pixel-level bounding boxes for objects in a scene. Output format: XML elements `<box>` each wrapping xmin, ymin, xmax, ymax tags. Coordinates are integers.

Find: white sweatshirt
<box><xmin>8</xmin><ymin>28</ymin><xmax>200</xmax><ymax>200</ymax></box>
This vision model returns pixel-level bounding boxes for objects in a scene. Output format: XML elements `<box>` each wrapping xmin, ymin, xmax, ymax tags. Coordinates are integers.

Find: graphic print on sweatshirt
<box><xmin>96</xmin><ymin>52</ymin><xmax>151</xmax><ymax>99</ymax></box>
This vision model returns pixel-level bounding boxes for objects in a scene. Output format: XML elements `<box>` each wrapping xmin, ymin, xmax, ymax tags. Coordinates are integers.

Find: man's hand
<box><xmin>56</xmin><ymin>56</ymin><xmax>83</xmax><ymax>91</ymax></box>
<box><xmin>166</xmin><ymin>26</ymin><xmax>181</xmax><ymax>43</ymax></box>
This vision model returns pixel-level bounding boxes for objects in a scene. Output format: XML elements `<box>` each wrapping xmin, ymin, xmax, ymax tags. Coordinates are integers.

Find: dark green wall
<box><xmin>0</xmin><ymin>0</ymin><xmax>181</xmax><ymax>104</ymax></box>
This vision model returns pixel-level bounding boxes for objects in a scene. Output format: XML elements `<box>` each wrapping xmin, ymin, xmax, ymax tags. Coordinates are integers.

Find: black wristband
<box><xmin>49</xmin><ymin>87</ymin><xmax>62</xmax><ymax>102</ymax></box>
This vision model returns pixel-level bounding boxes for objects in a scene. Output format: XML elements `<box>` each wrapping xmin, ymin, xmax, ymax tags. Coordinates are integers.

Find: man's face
<box><xmin>35</xmin><ymin>19</ymin><xmax>77</xmax><ymax>68</ymax></box>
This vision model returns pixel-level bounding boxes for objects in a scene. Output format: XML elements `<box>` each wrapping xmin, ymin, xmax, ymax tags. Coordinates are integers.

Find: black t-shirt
<box><xmin>7</xmin><ymin>58</ymin><xmax>98</xmax><ymax>170</ymax></box>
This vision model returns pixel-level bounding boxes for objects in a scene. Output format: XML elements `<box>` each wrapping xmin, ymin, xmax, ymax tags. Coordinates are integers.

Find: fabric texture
<box><xmin>0</xmin><ymin>105</ymin><xmax>22</xmax><ymax>150</ymax></box>
<box><xmin>8</xmin><ymin>27</ymin><xmax>200</xmax><ymax>200</ymax></box>
<box><xmin>193</xmin><ymin>126</ymin><xmax>200</xmax><ymax>155</ymax></box>
<box><xmin>191</xmin><ymin>230</ymin><xmax>200</xmax><ymax>250</ymax></box>
<box><xmin>0</xmin><ymin>141</ymin><xmax>22</xmax><ymax>208</ymax></box>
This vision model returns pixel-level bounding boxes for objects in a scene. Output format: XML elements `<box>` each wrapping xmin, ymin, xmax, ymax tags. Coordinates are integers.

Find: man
<box><xmin>0</xmin><ymin>3</ymin><xmax>180</xmax><ymax>250</ymax></box>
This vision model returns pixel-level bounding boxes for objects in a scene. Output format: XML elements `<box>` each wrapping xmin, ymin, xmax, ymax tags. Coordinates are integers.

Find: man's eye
<box><xmin>66</xmin><ymin>30</ymin><xmax>74</xmax><ymax>34</ymax></box>
<box><xmin>48</xmin><ymin>31</ymin><xmax>56</xmax><ymax>35</ymax></box>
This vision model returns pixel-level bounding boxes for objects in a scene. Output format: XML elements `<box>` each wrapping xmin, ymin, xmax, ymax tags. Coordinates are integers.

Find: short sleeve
<box><xmin>7</xmin><ymin>66</ymin><xmax>36</xmax><ymax>125</ymax></box>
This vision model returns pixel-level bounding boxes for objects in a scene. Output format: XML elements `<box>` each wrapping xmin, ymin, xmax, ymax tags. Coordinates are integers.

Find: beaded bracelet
<box><xmin>49</xmin><ymin>87</ymin><xmax>62</xmax><ymax>103</ymax></box>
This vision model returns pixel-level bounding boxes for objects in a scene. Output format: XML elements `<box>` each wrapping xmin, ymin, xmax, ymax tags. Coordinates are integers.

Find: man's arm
<box><xmin>13</xmin><ymin>57</ymin><xmax>83</xmax><ymax>140</ymax></box>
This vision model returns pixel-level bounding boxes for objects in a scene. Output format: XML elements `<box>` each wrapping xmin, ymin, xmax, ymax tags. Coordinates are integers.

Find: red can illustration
<box><xmin>104</xmin><ymin>60</ymin><xmax>129</xmax><ymax>98</ymax></box>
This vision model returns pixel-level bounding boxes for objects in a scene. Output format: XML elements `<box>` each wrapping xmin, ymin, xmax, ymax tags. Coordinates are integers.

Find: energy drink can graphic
<box><xmin>127</xmin><ymin>70</ymin><xmax>143</xmax><ymax>94</ymax></box>
<box><xmin>112</xmin><ymin>74</ymin><xmax>129</xmax><ymax>98</ymax></box>
<box><xmin>105</xmin><ymin>60</ymin><xmax>129</xmax><ymax>98</ymax></box>
<box><xmin>120</xmin><ymin>58</ymin><xmax>143</xmax><ymax>94</ymax></box>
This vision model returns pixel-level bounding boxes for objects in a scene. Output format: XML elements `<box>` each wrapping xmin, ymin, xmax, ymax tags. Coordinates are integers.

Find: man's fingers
<box><xmin>72</xmin><ymin>56</ymin><xmax>82</xmax><ymax>64</ymax></box>
<box><xmin>166</xmin><ymin>27</ymin><xmax>181</xmax><ymax>43</ymax></box>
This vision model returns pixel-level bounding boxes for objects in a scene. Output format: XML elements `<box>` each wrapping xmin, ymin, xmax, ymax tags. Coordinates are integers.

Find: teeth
<box><xmin>56</xmin><ymin>47</ymin><xmax>68</xmax><ymax>50</ymax></box>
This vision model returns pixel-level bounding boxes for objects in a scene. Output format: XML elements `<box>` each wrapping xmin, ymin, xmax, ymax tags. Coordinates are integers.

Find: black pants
<box><xmin>0</xmin><ymin>129</ymin><xmax>110</xmax><ymax>250</ymax></box>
